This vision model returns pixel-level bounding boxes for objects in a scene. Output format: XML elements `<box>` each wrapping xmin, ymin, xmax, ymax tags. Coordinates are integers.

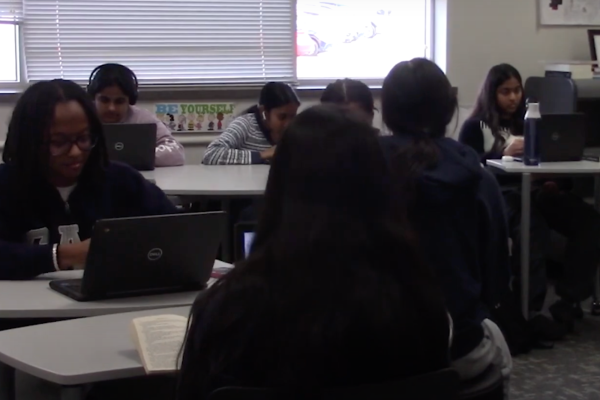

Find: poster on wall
<box><xmin>154</xmin><ymin>103</ymin><xmax>236</xmax><ymax>133</ymax></box>
<box><xmin>540</xmin><ymin>0</ymin><xmax>600</xmax><ymax>25</ymax></box>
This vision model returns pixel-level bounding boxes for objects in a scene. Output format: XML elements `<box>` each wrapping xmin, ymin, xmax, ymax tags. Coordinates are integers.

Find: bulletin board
<box><xmin>154</xmin><ymin>103</ymin><xmax>236</xmax><ymax>133</ymax></box>
<box><xmin>540</xmin><ymin>0</ymin><xmax>600</xmax><ymax>26</ymax></box>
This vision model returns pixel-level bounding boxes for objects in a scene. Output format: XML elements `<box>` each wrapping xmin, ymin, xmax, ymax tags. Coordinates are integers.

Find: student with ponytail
<box><xmin>320</xmin><ymin>79</ymin><xmax>376</xmax><ymax>126</ymax></box>
<box><xmin>202</xmin><ymin>83</ymin><xmax>300</xmax><ymax>165</ymax></box>
<box><xmin>380</xmin><ymin>58</ymin><xmax>512</xmax><ymax>393</ymax></box>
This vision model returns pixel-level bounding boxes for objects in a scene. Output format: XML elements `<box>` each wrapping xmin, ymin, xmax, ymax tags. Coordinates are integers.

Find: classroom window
<box><xmin>0</xmin><ymin>0</ymin><xmax>22</xmax><ymax>83</ymax></box>
<box><xmin>296</xmin><ymin>0</ymin><xmax>431</xmax><ymax>82</ymax></box>
<box><xmin>1</xmin><ymin>0</ymin><xmax>437</xmax><ymax>89</ymax></box>
<box><xmin>0</xmin><ymin>24</ymin><xmax>18</xmax><ymax>82</ymax></box>
<box><xmin>21</xmin><ymin>0</ymin><xmax>295</xmax><ymax>85</ymax></box>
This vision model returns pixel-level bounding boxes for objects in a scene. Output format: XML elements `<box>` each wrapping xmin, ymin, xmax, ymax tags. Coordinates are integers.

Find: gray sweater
<box><xmin>202</xmin><ymin>113</ymin><xmax>271</xmax><ymax>165</ymax></box>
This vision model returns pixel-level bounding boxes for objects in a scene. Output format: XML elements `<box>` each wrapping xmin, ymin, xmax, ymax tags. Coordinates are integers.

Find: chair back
<box><xmin>208</xmin><ymin>368</ymin><xmax>460</xmax><ymax>400</ymax></box>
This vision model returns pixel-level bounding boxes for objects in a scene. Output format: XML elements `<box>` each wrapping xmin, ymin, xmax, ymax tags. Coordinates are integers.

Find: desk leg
<box><xmin>221</xmin><ymin>199</ymin><xmax>232</xmax><ymax>263</ymax></box>
<box><xmin>60</xmin><ymin>385</ymin><xmax>84</xmax><ymax>400</ymax></box>
<box><xmin>592</xmin><ymin>176</ymin><xmax>600</xmax><ymax>315</ymax></box>
<box><xmin>0</xmin><ymin>362</ymin><xmax>15</xmax><ymax>400</ymax></box>
<box><xmin>520</xmin><ymin>173</ymin><xmax>532</xmax><ymax>319</ymax></box>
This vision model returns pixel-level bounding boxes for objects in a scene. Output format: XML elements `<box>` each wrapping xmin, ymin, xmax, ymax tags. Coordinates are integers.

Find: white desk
<box><xmin>487</xmin><ymin>160</ymin><xmax>600</xmax><ymax>318</ymax></box>
<box><xmin>0</xmin><ymin>307</ymin><xmax>190</xmax><ymax>400</ymax></box>
<box><xmin>0</xmin><ymin>260</ymin><xmax>230</xmax><ymax>319</ymax></box>
<box><xmin>143</xmin><ymin>165</ymin><xmax>269</xmax><ymax>262</ymax></box>
<box><xmin>141</xmin><ymin>165</ymin><xmax>269</xmax><ymax>196</ymax></box>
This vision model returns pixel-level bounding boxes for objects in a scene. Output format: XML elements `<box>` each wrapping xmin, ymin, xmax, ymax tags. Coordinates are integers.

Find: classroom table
<box><xmin>0</xmin><ymin>306</ymin><xmax>190</xmax><ymax>400</ymax></box>
<box><xmin>0</xmin><ymin>260</ymin><xmax>230</xmax><ymax>319</ymax></box>
<box><xmin>141</xmin><ymin>164</ymin><xmax>269</xmax><ymax>196</ymax></box>
<box><xmin>143</xmin><ymin>165</ymin><xmax>269</xmax><ymax>261</ymax></box>
<box><xmin>487</xmin><ymin>160</ymin><xmax>600</xmax><ymax>318</ymax></box>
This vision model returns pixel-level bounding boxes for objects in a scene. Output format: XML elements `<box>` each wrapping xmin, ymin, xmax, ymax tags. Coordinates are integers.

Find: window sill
<box><xmin>0</xmin><ymin>86</ymin><xmax>385</xmax><ymax>103</ymax></box>
<box><xmin>0</xmin><ymin>85</ymin><xmax>460</xmax><ymax>103</ymax></box>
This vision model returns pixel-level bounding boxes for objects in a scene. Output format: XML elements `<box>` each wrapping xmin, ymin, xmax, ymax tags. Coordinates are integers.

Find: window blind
<box><xmin>0</xmin><ymin>0</ymin><xmax>22</xmax><ymax>22</ymax></box>
<box><xmin>22</xmin><ymin>0</ymin><xmax>295</xmax><ymax>85</ymax></box>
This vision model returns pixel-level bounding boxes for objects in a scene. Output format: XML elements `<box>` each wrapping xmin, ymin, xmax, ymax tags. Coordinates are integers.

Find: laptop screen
<box><xmin>235</xmin><ymin>223</ymin><xmax>256</xmax><ymax>261</ymax></box>
<box><xmin>243</xmin><ymin>232</ymin><xmax>255</xmax><ymax>258</ymax></box>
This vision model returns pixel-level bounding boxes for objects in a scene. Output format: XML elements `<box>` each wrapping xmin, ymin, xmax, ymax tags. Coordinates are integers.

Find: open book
<box><xmin>130</xmin><ymin>314</ymin><xmax>188</xmax><ymax>374</ymax></box>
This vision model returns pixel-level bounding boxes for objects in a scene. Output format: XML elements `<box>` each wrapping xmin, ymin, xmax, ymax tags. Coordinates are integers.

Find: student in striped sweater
<box><xmin>202</xmin><ymin>83</ymin><xmax>300</xmax><ymax>165</ymax></box>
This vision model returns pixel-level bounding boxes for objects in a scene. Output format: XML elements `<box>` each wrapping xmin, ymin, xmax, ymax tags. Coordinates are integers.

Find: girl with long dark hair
<box><xmin>202</xmin><ymin>82</ymin><xmax>300</xmax><ymax>165</ymax></box>
<box><xmin>178</xmin><ymin>105</ymin><xmax>451</xmax><ymax>399</ymax></box>
<box><xmin>380</xmin><ymin>58</ymin><xmax>512</xmax><ymax>394</ymax></box>
<box><xmin>0</xmin><ymin>79</ymin><xmax>176</xmax><ymax>280</ymax></box>
<box><xmin>460</xmin><ymin>63</ymin><xmax>600</xmax><ymax>334</ymax></box>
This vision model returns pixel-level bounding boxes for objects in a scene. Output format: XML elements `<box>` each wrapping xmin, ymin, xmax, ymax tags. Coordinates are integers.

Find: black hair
<box><xmin>470</xmin><ymin>63</ymin><xmax>525</xmax><ymax>152</ymax></box>
<box><xmin>87</xmin><ymin>63</ymin><xmax>139</xmax><ymax>105</ymax></box>
<box><xmin>3</xmin><ymin>79</ymin><xmax>109</xmax><ymax>204</ymax></box>
<box><xmin>176</xmin><ymin>105</ymin><xmax>448</xmax><ymax>400</ymax></box>
<box><xmin>320</xmin><ymin>78</ymin><xmax>375</xmax><ymax>116</ymax></box>
<box><xmin>244</xmin><ymin>82</ymin><xmax>300</xmax><ymax>115</ymax></box>
<box><xmin>382</xmin><ymin>58</ymin><xmax>457</xmax><ymax>200</ymax></box>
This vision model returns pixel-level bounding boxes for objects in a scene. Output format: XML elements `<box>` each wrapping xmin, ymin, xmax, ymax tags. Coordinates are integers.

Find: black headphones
<box><xmin>87</xmin><ymin>63</ymin><xmax>139</xmax><ymax>105</ymax></box>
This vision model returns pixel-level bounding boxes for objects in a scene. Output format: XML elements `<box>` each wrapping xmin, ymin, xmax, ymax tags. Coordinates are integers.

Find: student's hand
<box><xmin>260</xmin><ymin>146</ymin><xmax>277</xmax><ymax>161</ymax></box>
<box><xmin>57</xmin><ymin>240</ymin><xmax>90</xmax><ymax>270</ymax></box>
<box><xmin>504</xmin><ymin>137</ymin><xmax>524</xmax><ymax>157</ymax></box>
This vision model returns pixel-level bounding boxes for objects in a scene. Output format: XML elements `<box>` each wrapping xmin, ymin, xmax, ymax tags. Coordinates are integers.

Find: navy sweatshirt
<box><xmin>0</xmin><ymin>162</ymin><xmax>178</xmax><ymax>280</ymax></box>
<box><xmin>380</xmin><ymin>135</ymin><xmax>511</xmax><ymax>359</ymax></box>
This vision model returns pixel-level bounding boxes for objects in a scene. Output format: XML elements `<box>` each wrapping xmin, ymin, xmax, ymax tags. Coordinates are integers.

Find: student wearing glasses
<box><xmin>0</xmin><ymin>79</ymin><xmax>177</xmax><ymax>280</ymax></box>
<box><xmin>88</xmin><ymin>63</ymin><xmax>185</xmax><ymax>167</ymax></box>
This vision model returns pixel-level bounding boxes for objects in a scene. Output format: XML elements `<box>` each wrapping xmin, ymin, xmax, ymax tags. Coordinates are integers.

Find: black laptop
<box><xmin>49</xmin><ymin>211</ymin><xmax>226</xmax><ymax>301</ymax></box>
<box><xmin>234</xmin><ymin>222</ymin><xmax>256</xmax><ymax>261</ymax></box>
<box><xmin>539</xmin><ymin>114</ymin><xmax>586</xmax><ymax>162</ymax></box>
<box><xmin>103</xmin><ymin>123</ymin><xmax>157</xmax><ymax>171</ymax></box>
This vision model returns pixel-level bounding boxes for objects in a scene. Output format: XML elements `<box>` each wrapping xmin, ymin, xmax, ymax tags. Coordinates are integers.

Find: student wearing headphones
<box><xmin>202</xmin><ymin>82</ymin><xmax>300</xmax><ymax>165</ymax></box>
<box><xmin>88</xmin><ymin>63</ymin><xmax>185</xmax><ymax>167</ymax></box>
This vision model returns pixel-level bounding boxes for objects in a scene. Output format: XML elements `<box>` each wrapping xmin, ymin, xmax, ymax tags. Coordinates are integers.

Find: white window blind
<box><xmin>0</xmin><ymin>0</ymin><xmax>22</xmax><ymax>22</ymax></box>
<box><xmin>22</xmin><ymin>0</ymin><xmax>295</xmax><ymax>85</ymax></box>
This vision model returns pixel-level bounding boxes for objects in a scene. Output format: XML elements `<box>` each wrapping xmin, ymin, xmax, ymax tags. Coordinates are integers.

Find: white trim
<box><xmin>0</xmin><ymin>133</ymin><xmax>217</xmax><ymax>152</ymax></box>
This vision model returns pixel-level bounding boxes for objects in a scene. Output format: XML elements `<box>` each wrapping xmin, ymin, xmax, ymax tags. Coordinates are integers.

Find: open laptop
<box><xmin>103</xmin><ymin>123</ymin><xmax>157</xmax><ymax>171</ymax></box>
<box><xmin>539</xmin><ymin>114</ymin><xmax>586</xmax><ymax>162</ymax></box>
<box><xmin>234</xmin><ymin>222</ymin><xmax>256</xmax><ymax>261</ymax></box>
<box><xmin>49</xmin><ymin>211</ymin><xmax>226</xmax><ymax>301</ymax></box>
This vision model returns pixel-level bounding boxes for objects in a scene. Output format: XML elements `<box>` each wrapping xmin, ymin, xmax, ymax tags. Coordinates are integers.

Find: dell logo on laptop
<box><xmin>114</xmin><ymin>142</ymin><xmax>124</xmax><ymax>151</ymax></box>
<box><xmin>551</xmin><ymin>132</ymin><xmax>560</xmax><ymax>141</ymax></box>
<box><xmin>147</xmin><ymin>248</ymin><xmax>163</xmax><ymax>261</ymax></box>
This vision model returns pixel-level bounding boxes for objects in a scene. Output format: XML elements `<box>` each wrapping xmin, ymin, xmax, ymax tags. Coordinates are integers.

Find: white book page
<box><xmin>131</xmin><ymin>314</ymin><xmax>188</xmax><ymax>374</ymax></box>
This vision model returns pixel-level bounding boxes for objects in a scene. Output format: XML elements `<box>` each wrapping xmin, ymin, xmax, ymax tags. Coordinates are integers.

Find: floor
<box><xmin>511</xmin><ymin>314</ymin><xmax>600</xmax><ymax>400</ymax></box>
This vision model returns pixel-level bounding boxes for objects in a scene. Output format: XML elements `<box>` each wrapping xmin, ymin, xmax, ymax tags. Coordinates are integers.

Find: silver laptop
<box><xmin>103</xmin><ymin>123</ymin><xmax>157</xmax><ymax>171</ymax></box>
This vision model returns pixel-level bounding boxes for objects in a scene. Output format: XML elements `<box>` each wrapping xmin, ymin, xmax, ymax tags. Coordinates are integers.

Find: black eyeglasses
<box><xmin>47</xmin><ymin>134</ymin><xmax>98</xmax><ymax>156</ymax></box>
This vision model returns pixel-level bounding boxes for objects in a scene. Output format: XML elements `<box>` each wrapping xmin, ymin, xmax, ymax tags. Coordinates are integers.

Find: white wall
<box><xmin>0</xmin><ymin>0</ymin><xmax>595</xmax><ymax>160</ymax></box>
<box><xmin>447</xmin><ymin>0</ymin><xmax>592</xmax><ymax>107</ymax></box>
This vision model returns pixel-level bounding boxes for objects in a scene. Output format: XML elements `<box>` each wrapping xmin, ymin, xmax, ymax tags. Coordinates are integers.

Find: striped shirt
<box><xmin>202</xmin><ymin>113</ymin><xmax>271</xmax><ymax>165</ymax></box>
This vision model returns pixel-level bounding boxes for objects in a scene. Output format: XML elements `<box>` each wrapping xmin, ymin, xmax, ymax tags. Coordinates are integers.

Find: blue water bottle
<box><xmin>524</xmin><ymin>99</ymin><xmax>541</xmax><ymax>166</ymax></box>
